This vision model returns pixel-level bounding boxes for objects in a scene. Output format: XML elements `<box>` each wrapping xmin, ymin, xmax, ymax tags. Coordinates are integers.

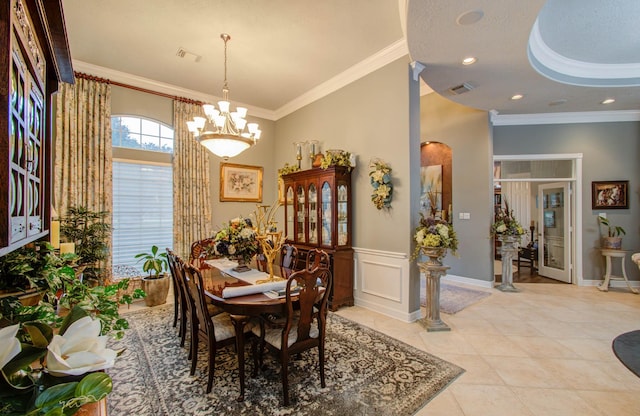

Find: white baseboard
<box><xmin>580</xmin><ymin>279</ymin><xmax>640</xmax><ymax>289</ymax></box>
<box><xmin>441</xmin><ymin>274</ymin><xmax>494</xmax><ymax>289</ymax></box>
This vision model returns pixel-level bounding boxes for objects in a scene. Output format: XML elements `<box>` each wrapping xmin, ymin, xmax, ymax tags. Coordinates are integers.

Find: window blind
<box><xmin>112</xmin><ymin>161</ymin><xmax>173</xmax><ymax>274</ymax></box>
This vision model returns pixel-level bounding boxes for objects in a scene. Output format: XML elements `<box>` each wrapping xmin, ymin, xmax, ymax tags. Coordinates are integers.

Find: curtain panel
<box><xmin>53</xmin><ymin>77</ymin><xmax>112</xmax><ymax>278</ymax></box>
<box><xmin>173</xmin><ymin>101</ymin><xmax>213</xmax><ymax>258</ymax></box>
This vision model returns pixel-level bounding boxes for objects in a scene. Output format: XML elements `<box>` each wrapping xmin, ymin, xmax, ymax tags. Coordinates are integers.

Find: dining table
<box><xmin>201</xmin><ymin>258</ymin><xmax>293</xmax><ymax>402</ymax></box>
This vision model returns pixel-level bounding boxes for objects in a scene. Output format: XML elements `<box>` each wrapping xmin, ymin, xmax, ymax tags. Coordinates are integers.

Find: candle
<box><xmin>530</xmin><ymin>220</ymin><xmax>535</xmax><ymax>227</ymax></box>
<box><xmin>50</xmin><ymin>220</ymin><xmax>60</xmax><ymax>249</ymax></box>
<box><xmin>59</xmin><ymin>242</ymin><xmax>75</xmax><ymax>254</ymax></box>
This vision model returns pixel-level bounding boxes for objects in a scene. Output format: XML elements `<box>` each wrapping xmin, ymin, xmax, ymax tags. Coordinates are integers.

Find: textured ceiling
<box><xmin>61</xmin><ymin>0</ymin><xmax>640</xmax><ymax>117</ymax></box>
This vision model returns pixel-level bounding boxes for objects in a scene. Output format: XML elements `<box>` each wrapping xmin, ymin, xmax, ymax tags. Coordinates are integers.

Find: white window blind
<box><xmin>112</xmin><ymin>161</ymin><xmax>173</xmax><ymax>274</ymax></box>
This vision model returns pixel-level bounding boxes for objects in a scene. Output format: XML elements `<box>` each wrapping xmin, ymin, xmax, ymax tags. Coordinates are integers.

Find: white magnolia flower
<box><xmin>436</xmin><ymin>224</ymin><xmax>449</xmax><ymax>239</ymax></box>
<box><xmin>371</xmin><ymin>170</ymin><xmax>385</xmax><ymax>182</ymax></box>
<box><xmin>227</xmin><ymin>245</ymin><xmax>237</xmax><ymax>255</ymax></box>
<box><xmin>46</xmin><ymin>316</ymin><xmax>117</xmax><ymax>377</ymax></box>
<box><xmin>415</xmin><ymin>229</ymin><xmax>426</xmax><ymax>244</ymax></box>
<box><xmin>496</xmin><ymin>224</ymin><xmax>507</xmax><ymax>233</ymax></box>
<box><xmin>376</xmin><ymin>184</ymin><xmax>391</xmax><ymax>198</ymax></box>
<box><xmin>0</xmin><ymin>324</ymin><xmax>21</xmax><ymax>370</ymax></box>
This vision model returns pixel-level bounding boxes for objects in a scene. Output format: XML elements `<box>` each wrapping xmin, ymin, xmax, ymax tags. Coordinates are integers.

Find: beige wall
<box><xmin>275</xmin><ymin>57</ymin><xmax>414</xmax><ymax>254</ymax></box>
<box><xmin>420</xmin><ymin>93</ymin><xmax>493</xmax><ymax>282</ymax></box>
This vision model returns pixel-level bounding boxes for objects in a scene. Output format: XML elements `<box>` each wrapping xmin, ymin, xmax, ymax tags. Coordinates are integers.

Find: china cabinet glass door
<box><xmin>321</xmin><ymin>182</ymin><xmax>332</xmax><ymax>246</ymax></box>
<box><xmin>337</xmin><ymin>183</ymin><xmax>348</xmax><ymax>246</ymax></box>
<box><xmin>308</xmin><ymin>183</ymin><xmax>318</xmax><ymax>244</ymax></box>
<box><xmin>296</xmin><ymin>185</ymin><xmax>306</xmax><ymax>242</ymax></box>
<box><xmin>285</xmin><ymin>186</ymin><xmax>294</xmax><ymax>240</ymax></box>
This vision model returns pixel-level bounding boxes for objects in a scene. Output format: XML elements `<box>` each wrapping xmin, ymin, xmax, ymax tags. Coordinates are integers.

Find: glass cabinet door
<box><xmin>285</xmin><ymin>186</ymin><xmax>294</xmax><ymax>240</ymax></box>
<box><xmin>321</xmin><ymin>182</ymin><xmax>332</xmax><ymax>246</ymax></box>
<box><xmin>337</xmin><ymin>183</ymin><xmax>348</xmax><ymax>246</ymax></box>
<box><xmin>296</xmin><ymin>185</ymin><xmax>306</xmax><ymax>242</ymax></box>
<box><xmin>308</xmin><ymin>183</ymin><xmax>318</xmax><ymax>244</ymax></box>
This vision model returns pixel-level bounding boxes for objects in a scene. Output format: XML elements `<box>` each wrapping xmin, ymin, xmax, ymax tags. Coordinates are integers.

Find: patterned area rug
<box><xmin>420</xmin><ymin>282</ymin><xmax>492</xmax><ymax>314</ymax></box>
<box><xmin>107</xmin><ymin>305</ymin><xmax>464</xmax><ymax>416</ymax></box>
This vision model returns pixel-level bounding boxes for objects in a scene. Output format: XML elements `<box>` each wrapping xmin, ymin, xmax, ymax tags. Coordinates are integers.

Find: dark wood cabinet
<box><xmin>0</xmin><ymin>0</ymin><xmax>73</xmax><ymax>256</ymax></box>
<box><xmin>282</xmin><ymin>166</ymin><xmax>353</xmax><ymax>310</ymax></box>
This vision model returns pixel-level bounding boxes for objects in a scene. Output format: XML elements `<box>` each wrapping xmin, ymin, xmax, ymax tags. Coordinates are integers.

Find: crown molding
<box><xmin>490</xmin><ymin>109</ymin><xmax>640</xmax><ymax>126</ymax></box>
<box><xmin>72</xmin><ymin>60</ymin><xmax>278</xmax><ymax>121</ymax></box>
<box><xmin>274</xmin><ymin>39</ymin><xmax>409</xmax><ymax>119</ymax></box>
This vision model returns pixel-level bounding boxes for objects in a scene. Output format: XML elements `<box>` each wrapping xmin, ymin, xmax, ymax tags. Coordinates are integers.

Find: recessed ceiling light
<box><xmin>456</xmin><ymin>10</ymin><xmax>484</xmax><ymax>26</ymax></box>
<box><xmin>510</xmin><ymin>94</ymin><xmax>524</xmax><ymax>100</ymax></box>
<box><xmin>462</xmin><ymin>57</ymin><xmax>477</xmax><ymax>65</ymax></box>
<box><xmin>601</xmin><ymin>98</ymin><xmax>615</xmax><ymax>104</ymax></box>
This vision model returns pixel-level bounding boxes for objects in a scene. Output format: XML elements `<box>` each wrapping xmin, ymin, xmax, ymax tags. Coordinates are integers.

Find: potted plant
<box><xmin>60</xmin><ymin>206</ymin><xmax>111</xmax><ymax>285</ymax></box>
<box><xmin>598</xmin><ymin>216</ymin><xmax>625</xmax><ymax>249</ymax></box>
<box><xmin>135</xmin><ymin>245</ymin><xmax>170</xmax><ymax>306</ymax></box>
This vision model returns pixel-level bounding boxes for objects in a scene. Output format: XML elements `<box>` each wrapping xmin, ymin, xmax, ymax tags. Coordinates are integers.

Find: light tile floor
<box><xmin>335</xmin><ymin>283</ymin><xmax>640</xmax><ymax>416</ymax></box>
<box><xmin>123</xmin><ymin>282</ymin><xmax>640</xmax><ymax>415</ymax></box>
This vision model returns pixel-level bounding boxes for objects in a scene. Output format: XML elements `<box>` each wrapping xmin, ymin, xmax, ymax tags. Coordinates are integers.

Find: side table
<box><xmin>598</xmin><ymin>249</ymin><xmax>639</xmax><ymax>294</ymax></box>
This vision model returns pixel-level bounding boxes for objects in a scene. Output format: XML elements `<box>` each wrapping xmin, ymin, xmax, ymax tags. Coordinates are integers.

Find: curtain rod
<box><xmin>74</xmin><ymin>72</ymin><xmax>204</xmax><ymax>105</ymax></box>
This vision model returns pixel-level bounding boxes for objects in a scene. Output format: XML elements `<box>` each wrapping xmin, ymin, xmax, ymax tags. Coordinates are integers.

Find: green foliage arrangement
<box><xmin>320</xmin><ymin>150</ymin><xmax>352</xmax><ymax>170</ymax></box>
<box><xmin>277</xmin><ymin>163</ymin><xmax>300</xmax><ymax>177</ymax></box>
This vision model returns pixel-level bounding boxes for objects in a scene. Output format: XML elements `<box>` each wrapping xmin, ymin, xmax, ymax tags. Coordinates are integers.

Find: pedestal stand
<box><xmin>496</xmin><ymin>235</ymin><xmax>519</xmax><ymax>292</ymax></box>
<box><xmin>418</xmin><ymin>262</ymin><xmax>451</xmax><ymax>332</ymax></box>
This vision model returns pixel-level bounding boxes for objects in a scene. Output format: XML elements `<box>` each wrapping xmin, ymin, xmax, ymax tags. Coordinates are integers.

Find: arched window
<box><xmin>111</xmin><ymin>116</ymin><xmax>173</xmax><ymax>276</ymax></box>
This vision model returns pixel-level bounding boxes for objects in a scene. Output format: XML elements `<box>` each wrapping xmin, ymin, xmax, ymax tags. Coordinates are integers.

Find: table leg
<box><xmin>230</xmin><ymin>314</ymin><xmax>251</xmax><ymax>402</ymax></box>
<box><xmin>598</xmin><ymin>255</ymin><xmax>612</xmax><ymax>292</ymax></box>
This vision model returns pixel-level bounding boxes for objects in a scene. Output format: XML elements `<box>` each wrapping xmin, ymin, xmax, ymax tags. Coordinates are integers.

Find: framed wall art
<box><xmin>220</xmin><ymin>163</ymin><xmax>263</xmax><ymax>202</ymax></box>
<box><xmin>591</xmin><ymin>180</ymin><xmax>628</xmax><ymax>209</ymax></box>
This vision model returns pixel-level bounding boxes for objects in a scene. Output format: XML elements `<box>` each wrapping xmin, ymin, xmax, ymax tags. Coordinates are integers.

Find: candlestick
<box><xmin>50</xmin><ymin>220</ymin><xmax>60</xmax><ymax>249</ymax></box>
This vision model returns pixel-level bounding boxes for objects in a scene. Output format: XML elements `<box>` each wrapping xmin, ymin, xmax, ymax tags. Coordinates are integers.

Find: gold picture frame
<box><xmin>220</xmin><ymin>163</ymin><xmax>263</xmax><ymax>202</ymax></box>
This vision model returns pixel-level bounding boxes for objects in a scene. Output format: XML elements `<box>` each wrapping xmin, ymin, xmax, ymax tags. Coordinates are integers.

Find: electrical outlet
<box><xmin>459</xmin><ymin>213</ymin><xmax>464</xmax><ymax>220</ymax></box>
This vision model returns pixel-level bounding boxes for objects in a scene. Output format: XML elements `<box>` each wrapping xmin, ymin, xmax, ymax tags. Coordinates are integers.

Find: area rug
<box><xmin>420</xmin><ymin>282</ymin><xmax>492</xmax><ymax>314</ymax></box>
<box><xmin>107</xmin><ymin>305</ymin><xmax>464</xmax><ymax>416</ymax></box>
<box><xmin>612</xmin><ymin>330</ymin><xmax>640</xmax><ymax>378</ymax></box>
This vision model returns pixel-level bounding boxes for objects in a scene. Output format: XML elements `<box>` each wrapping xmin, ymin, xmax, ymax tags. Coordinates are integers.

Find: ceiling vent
<box><xmin>176</xmin><ymin>47</ymin><xmax>201</xmax><ymax>62</ymax></box>
<box><xmin>447</xmin><ymin>82</ymin><xmax>474</xmax><ymax>95</ymax></box>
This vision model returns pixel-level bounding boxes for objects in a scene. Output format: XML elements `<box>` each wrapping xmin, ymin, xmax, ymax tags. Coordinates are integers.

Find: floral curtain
<box><xmin>53</xmin><ymin>77</ymin><xmax>112</xmax><ymax>276</ymax></box>
<box><xmin>173</xmin><ymin>100</ymin><xmax>213</xmax><ymax>258</ymax></box>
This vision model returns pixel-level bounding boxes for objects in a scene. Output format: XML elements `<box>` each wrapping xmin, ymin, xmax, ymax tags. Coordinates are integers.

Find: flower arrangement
<box><xmin>0</xmin><ymin>306</ymin><xmax>117</xmax><ymax>415</ymax></box>
<box><xmin>277</xmin><ymin>163</ymin><xmax>300</xmax><ymax>177</ymax></box>
<box><xmin>412</xmin><ymin>213</ymin><xmax>458</xmax><ymax>259</ymax></box>
<box><xmin>369</xmin><ymin>159</ymin><xmax>393</xmax><ymax>209</ymax></box>
<box><xmin>320</xmin><ymin>149</ymin><xmax>352</xmax><ymax>170</ymax></box>
<box><xmin>213</xmin><ymin>217</ymin><xmax>259</xmax><ymax>264</ymax></box>
<box><xmin>491</xmin><ymin>200</ymin><xmax>525</xmax><ymax>237</ymax></box>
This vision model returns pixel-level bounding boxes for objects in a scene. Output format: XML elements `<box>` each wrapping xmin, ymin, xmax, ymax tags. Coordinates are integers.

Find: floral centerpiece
<box><xmin>213</xmin><ymin>217</ymin><xmax>259</xmax><ymax>268</ymax></box>
<box><xmin>277</xmin><ymin>163</ymin><xmax>300</xmax><ymax>177</ymax></box>
<box><xmin>0</xmin><ymin>306</ymin><xmax>117</xmax><ymax>415</ymax></box>
<box><xmin>412</xmin><ymin>213</ymin><xmax>458</xmax><ymax>262</ymax></box>
<box><xmin>491</xmin><ymin>201</ymin><xmax>525</xmax><ymax>239</ymax></box>
<box><xmin>369</xmin><ymin>159</ymin><xmax>393</xmax><ymax>210</ymax></box>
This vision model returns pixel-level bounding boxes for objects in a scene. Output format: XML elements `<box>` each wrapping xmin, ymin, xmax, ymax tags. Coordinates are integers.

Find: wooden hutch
<box><xmin>282</xmin><ymin>166</ymin><xmax>354</xmax><ymax>310</ymax></box>
<box><xmin>0</xmin><ymin>0</ymin><xmax>74</xmax><ymax>256</ymax></box>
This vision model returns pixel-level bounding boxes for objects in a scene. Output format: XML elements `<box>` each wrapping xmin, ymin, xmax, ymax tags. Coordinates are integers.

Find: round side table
<box><xmin>598</xmin><ymin>249</ymin><xmax>639</xmax><ymax>294</ymax></box>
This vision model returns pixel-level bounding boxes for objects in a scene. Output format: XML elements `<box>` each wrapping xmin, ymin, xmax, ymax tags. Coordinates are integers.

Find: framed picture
<box><xmin>544</xmin><ymin>210</ymin><xmax>555</xmax><ymax>228</ymax></box>
<box><xmin>220</xmin><ymin>163</ymin><xmax>263</xmax><ymax>202</ymax></box>
<box><xmin>591</xmin><ymin>180</ymin><xmax>628</xmax><ymax>209</ymax></box>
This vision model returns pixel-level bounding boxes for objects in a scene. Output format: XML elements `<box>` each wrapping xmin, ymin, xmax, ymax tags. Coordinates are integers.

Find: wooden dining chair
<box><xmin>251</xmin><ymin>267</ymin><xmax>333</xmax><ymax>405</ymax></box>
<box><xmin>182</xmin><ymin>263</ymin><xmax>253</xmax><ymax>393</ymax></box>
<box><xmin>166</xmin><ymin>249</ymin><xmax>186</xmax><ymax>334</ymax></box>
<box><xmin>279</xmin><ymin>244</ymin><xmax>299</xmax><ymax>277</ymax></box>
<box><xmin>305</xmin><ymin>248</ymin><xmax>330</xmax><ymax>272</ymax></box>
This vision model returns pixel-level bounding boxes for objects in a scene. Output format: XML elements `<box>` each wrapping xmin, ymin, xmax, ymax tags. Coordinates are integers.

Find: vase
<box><xmin>421</xmin><ymin>247</ymin><xmax>448</xmax><ymax>266</ymax></box>
<box><xmin>232</xmin><ymin>257</ymin><xmax>251</xmax><ymax>273</ymax></box>
<box><xmin>497</xmin><ymin>235</ymin><xmax>520</xmax><ymax>292</ymax></box>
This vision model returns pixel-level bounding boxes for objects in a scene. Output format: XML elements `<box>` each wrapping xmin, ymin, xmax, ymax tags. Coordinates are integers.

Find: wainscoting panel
<box><xmin>353</xmin><ymin>247</ymin><xmax>418</xmax><ymax>322</ymax></box>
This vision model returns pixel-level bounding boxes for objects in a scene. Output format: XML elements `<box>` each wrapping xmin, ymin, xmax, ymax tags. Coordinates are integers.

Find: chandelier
<box><xmin>187</xmin><ymin>33</ymin><xmax>261</xmax><ymax>159</ymax></box>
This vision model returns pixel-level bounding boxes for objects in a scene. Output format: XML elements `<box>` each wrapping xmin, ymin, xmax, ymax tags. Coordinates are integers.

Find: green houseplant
<box><xmin>60</xmin><ymin>206</ymin><xmax>111</xmax><ymax>285</ymax></box>
<box><xmin>598</xmin><ymin>216</ymin><xmax>625</xmax><ymax>249</ymax></box>
<box><xmin>135</xmin><ymin>245</ymin><xmax>170</xmax><ymax>306</ymax></box>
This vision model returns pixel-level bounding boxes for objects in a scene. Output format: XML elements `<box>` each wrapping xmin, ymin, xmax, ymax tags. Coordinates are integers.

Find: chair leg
<box><xmin>172</xmin><ymin>299</ymin><xmax>178</xmax><ymax>327</ymax></box>
<box><xmin>206</xmin><ymin>339</ymin><xmax>215</xmax><ymax>393</ymax></box>
<box><xmin>319</xmin><ymin>342</ymin><xmax>326</xmax><ymax>388</ymax></box>
<box><xmin>179</xmin><ymin>311</ymin><xmax>187</xmax><ymax>347</ymax></box>
<box><xmin>190</xmin><ymin>330</ymin><xmax>198</xmax><ymax>375</ymax></box>
<box><xmin>281</xmin><ymin>351</ymin><xmax>290</xmax><ymax>406</ymax></box>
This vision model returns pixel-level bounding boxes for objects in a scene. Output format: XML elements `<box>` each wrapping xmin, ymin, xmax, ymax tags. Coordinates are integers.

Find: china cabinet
<box><xmin>0</xmin><ymin>0</ymin><xmax>73</xmax><ymax>256</ymax></box>
<box><xmin>282</xmin><ymin>166</ymin><xmax>353</xmax><ymax>310</ymax></box>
